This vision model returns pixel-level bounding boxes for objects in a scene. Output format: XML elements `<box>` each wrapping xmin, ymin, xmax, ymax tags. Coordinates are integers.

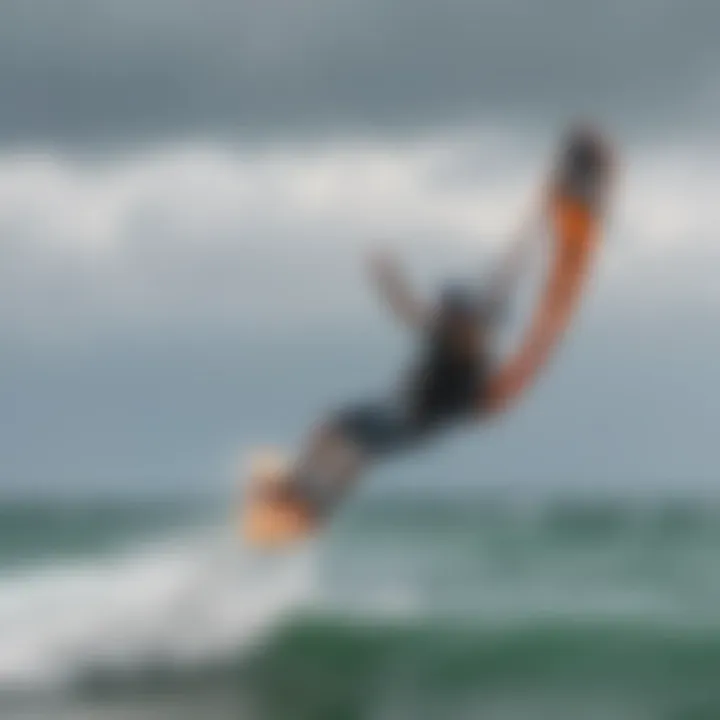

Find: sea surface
<box><xmin>2</xmin><ymin>487</ymin><xmax>720</xmax><ymax>720</ymax></box>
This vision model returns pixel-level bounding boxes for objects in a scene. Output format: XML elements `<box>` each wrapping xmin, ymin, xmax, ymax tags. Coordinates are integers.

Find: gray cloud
<box><xmin>0</xmin><ymin>0</ymin><xmax>718</xmax><ymax>147</ymax></box>
<box><xmin>0</xmin><ymin>136</ymin><xmax>718</xmax><ymax>348</ymax></box>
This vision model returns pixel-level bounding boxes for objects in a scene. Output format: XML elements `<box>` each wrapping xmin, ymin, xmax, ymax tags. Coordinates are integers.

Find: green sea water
<box><xmin>3</xmin><ymin>489</ymin><xmax>720</xmax><ymax>719</ymax></box>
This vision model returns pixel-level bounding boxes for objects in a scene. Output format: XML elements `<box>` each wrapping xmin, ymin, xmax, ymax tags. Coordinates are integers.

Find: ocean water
<box><xmin>2</xmin><ymin>489</ymin><xmax>720</xmax><ymax>720</ymax></box>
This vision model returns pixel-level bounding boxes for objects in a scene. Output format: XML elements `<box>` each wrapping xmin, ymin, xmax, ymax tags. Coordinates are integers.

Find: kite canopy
<box><xmin>485</xmin><ymin>127</ymin><xmax>615</xmax><ymax>413</ymax></box>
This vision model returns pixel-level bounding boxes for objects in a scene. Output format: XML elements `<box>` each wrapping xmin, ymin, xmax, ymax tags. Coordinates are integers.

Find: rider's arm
<box><xmin>368</xmin><ymin>251</ymin><xmax>431</xmax><ymax>330</ymax></box>
<box><xmin>481</xmin><ymin>199</ymin><xmax>546</xmax><ymax>320</ymax></box>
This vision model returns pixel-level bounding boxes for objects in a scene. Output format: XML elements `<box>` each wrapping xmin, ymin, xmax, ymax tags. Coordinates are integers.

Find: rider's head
<box><xmin>437</xmin><ymin>282</ymin><xmax>495</xmax><ymax>354</ymax></box>
<box><xmin>439</xmin><ymin>283</ymin><xmax>479</xmax><ymax>318</ymax></box>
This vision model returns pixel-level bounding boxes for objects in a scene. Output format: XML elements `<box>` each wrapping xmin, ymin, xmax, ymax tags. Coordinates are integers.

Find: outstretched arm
<box><xmin>481</xmin><ymin>198</ymin><xmax>547</xmax><ymax>317</ymax></box>
<box><xmin>367</xmin><ymin>250</ymin><xmax>430</xmax><ymax>330</ymax></box>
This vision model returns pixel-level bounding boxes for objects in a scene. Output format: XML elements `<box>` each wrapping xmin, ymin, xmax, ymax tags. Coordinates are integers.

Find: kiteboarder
<box><xmin>243</xmin><ymin>126</ymin><xmax>615</xmax><ymax>544</ymax></box>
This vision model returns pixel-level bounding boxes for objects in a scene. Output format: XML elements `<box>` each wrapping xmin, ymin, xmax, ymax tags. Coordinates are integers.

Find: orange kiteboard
<box><xmin>240</xmin><ymin>450</ymin><xmax>319</xmax><ymax>547</ymax></box>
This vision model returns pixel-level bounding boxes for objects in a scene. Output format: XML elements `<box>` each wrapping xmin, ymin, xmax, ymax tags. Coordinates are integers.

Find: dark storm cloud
<box><xmin>0</xmin><ymin>0</ymin><xmax>718</xmax><ymax>146</ymax></box>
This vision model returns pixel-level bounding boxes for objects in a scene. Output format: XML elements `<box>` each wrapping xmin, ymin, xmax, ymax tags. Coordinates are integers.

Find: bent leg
<box><xmin>290</xmin><ymin>400</ymin><xmax>425</xmax><ymax>519</ymax></box>
<box><xmin>291</xmin><ymin>425</ymin><xmax>366</xmax><ymax>515</ymax></box>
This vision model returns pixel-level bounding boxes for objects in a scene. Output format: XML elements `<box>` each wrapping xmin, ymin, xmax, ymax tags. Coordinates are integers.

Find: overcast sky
<box><xmin>1</xmin><ymin>0</ymin><xmax>719</xmax><ymax>497</ymax></box>
<box><xmin>0</xmin><ymin>0</ymin><xmax>719</xmax><ymax>146</ymax></box>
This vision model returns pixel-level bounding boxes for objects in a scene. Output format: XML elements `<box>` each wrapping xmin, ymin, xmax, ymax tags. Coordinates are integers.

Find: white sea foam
<box><xmin>0</xmin><ymin>529</ymin><xmax>317</xmax><ymax>690</ymax></box>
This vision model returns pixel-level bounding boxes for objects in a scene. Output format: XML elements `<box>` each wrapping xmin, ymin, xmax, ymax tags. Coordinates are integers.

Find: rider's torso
<box><xmin>407</xmin><ymin>328</ymin><xmax>489</xmax><ymax>425</ymax></box>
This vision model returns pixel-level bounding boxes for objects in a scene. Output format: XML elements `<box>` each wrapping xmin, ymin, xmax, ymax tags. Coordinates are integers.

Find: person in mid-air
<box><xmin>248</xmin><ymin>127</ymin><xmax>614</xmax><ymax>533</ymax></box>
<box><xmin>281</xmin><ymin>228</ymin><xmax>531</xmax><ymax>516</ymax></box>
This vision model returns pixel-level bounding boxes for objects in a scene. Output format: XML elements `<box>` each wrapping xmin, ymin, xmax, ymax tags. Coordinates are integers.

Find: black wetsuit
<box><xmin>411</xmin><ymin>327</ymin><xmax>487</xmax><ymax>425</ymax></box>
<box><xmin>334</xmin><ymin>325</ymin><xmax>490</xmax><ymax>457</ymax></box>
